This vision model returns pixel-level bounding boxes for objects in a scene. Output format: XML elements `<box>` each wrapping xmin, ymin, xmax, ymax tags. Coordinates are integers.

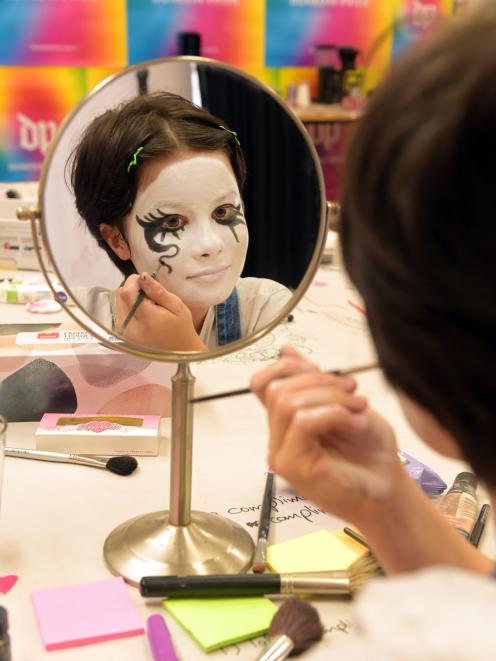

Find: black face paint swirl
<box><xmin>136</xmin><ymin>210</ymin><xmax>183</xmax><ymax>273</ymax></box>
<box><xmin>213</xmin><ymin>204</ymin><xmax>246</xmax><ymax>243</ymax></box>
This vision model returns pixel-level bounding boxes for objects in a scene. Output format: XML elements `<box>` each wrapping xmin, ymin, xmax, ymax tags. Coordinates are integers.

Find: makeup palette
<box><xmin>35</xmin><ymin>413</ymin><xmax>161</xmax><ymax>456</ymax></box>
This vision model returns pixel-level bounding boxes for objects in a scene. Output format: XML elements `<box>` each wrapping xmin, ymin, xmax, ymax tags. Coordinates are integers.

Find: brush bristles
<box><xmin>268</xmin><ymin>597</ymin><xmax>324</xmax><ymax>655</ymax></box>
<box><xmin>349</xmin><ymin>552</ymin><xmax>385</xmax><ymax>593</ymax></box>
<box><xmin>105</xmin><ymin>455</ymin><xmax>138</xmax><ymax>476</ymax></box>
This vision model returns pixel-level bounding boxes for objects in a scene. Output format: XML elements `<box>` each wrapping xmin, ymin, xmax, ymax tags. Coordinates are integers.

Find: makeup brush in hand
<box><xmin>256</xmin><ymin>597</ymin><xmax>324</xmax><ymax>660</ymax></box>
<box><xmin>5</xmin><ymin>447</ymin><xmax>138</xmax><ymax>476</ymax></box>
<box><xmin>117</xmin><ymin>262</ymin><xmax>164</xmax><ymax>334</ymax></box>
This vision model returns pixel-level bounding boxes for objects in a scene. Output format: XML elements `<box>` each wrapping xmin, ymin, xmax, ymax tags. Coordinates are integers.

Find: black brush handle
<box><xmin>258</xmin><ymin>471</ymin><xmax>274</xmax><ymax>540</ymax></box>
<box><xmin>140</xmin><ymin>574</ymin><xmax>281</xmax><ymax>598</ymax></box>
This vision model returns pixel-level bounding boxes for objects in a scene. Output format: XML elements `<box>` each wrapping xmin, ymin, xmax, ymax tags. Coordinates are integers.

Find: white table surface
<box><xmin>0</xmin><ymin>264</ymin><xmax>493</xmax><ymax>660</ymax></box>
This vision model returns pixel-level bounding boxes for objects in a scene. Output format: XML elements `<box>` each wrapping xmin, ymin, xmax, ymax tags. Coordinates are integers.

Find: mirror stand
<box><xmin>103</xmin><ymin>362</ymin><xmax>255</xmax><ymax>586</ymax></box>
<box><xmin>18</xmin><ymin>208</ymin><xmax>256</xmax><ymax>586</ymax></box>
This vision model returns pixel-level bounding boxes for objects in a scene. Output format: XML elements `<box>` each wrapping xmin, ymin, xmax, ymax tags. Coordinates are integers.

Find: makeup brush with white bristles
<box><xmin>5</xmin><ymin>447</ymin><xmax>138</xmax><ymax>476</ymax></box>
<box><xmin>256</xmin><ymin>597</ymin><xmax>324</xmax><ymax>660</ymax></box>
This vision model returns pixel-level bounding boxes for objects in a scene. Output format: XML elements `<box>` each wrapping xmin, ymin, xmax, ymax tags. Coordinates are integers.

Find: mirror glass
<box><xmin>39</xmin><ymin>58</ymin><xmax>326</xmax><ymax>360</ymax></box>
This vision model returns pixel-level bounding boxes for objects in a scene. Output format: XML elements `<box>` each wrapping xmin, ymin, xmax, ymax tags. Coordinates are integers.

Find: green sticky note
<box><xmin>267</xmin><ymin>529</ymin><xmax>365</xmax><ymax>574</ymax></box>
<box><xmin>163</xmin><ymin>596</ymin><xmax>278</xmax><ymax>652</ymax></box>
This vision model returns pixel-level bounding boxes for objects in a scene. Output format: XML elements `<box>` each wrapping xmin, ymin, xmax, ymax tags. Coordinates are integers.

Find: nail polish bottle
<box><xmin>438</xmin><ymin>472</ymin><xmax>478</xmax><ymax>539</ymax></box>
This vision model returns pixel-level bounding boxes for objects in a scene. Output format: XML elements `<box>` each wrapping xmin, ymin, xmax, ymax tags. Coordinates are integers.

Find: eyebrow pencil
<box><xmin>343</xmin><ymin>526</ymin><xmax>371</xmax><ymax>550</ymax></box>
<box><xmin>252</xmin><ymin>470</ymin><xmax>275</xmax><ymax>573</ymax></box>
<box><xmin>189</xmin><ymin>362</ymin><xmax>378</xmax><ymax>403</ymax></box>
<box><xmin>5</xmin><ymin>447</ymin><xmax>138</xmax><ymax>476</ymax></box>
<box><xmin>140</xmin><ymin>556</ymin><xmax>383</xmax><ymax>598</ymax></box>
<box><xmin>117</xmin><ymin>262</ymin><xmax>163</xmax><ymax>334</ymax></box>
<box><xmin>469</xmin><ymin>503</ymin><xmax>491</xmax><ymax>548</ymax></box>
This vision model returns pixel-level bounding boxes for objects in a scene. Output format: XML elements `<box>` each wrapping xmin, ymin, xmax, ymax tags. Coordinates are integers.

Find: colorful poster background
<box><xmin>304</xmin><ymin>120</ymin><xmax>357</xmax><ymax>201</ymax></box>
<box><xmin>0</xmin><ymin>0</ymin><xmax>126</xmax><ymax>67</ymax></box>
<box><xmin>127</xmin><ymin>0</ymin><xmax>264</xmax><ymax>68</ymax></box>
<box><xmin>0</xmin><ymin>68</ymin><xmax>86</xmax><ymax>181</ymax></box>
<box><xmin>391</xmin><ymin>0</ymin><xmax>455</xmax><ymax>58</ymax></box>
<box><xmin>266</xmin><ymin>0</ymin><xmax>395</xmax><ymax>87</ymax></box>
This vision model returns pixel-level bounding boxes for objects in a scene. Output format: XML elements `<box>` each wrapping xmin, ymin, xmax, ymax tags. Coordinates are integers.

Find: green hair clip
<box><xmin>127</xmin><ymin>146</ymin><xmax>144</xmax><ymax>173</ymax></box>
<box><xmin>219</xmin><ymin>125</ymin><xmax>241</xmax><ymax>147</ymax></box>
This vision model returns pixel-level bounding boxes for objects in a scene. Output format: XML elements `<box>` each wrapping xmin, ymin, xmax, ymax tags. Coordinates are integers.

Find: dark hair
<box><xmin>340</xmin><ymin>6</ymin><xmax>496</xmax><ymax>484</ymax></box>
<box><xmin>69</xmin><ymin>91</ymin><xmax>247</xmax><ymax>276</ymax></box>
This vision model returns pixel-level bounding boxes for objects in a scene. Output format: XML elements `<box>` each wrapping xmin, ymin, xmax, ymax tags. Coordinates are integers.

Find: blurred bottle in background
<box><xmin>177</xmin><ymin>32</ymin><xmax>202</xmax><ymax>56</ymax></box>
<box><xmin>315</xmin><ymin>44</ymin><xmax>343</xmax><ymax>103</ymax></box>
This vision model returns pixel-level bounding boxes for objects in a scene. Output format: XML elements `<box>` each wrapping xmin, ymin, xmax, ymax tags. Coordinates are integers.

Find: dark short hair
<box><xmin>69</xmin><ymin>91</ymin><xmax>247</xmax><ymax>276</ymax></box>
<box><xmin>340</xmin><ymin>6</ymin><xmax>496</xmax><ymax>483</ymax></box>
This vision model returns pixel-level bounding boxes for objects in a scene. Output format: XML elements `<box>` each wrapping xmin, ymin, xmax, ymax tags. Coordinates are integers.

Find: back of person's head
<box><xmin>340</xmin><ymin>3</ymin><xmax>496</xmax><ymax>483</ymax></box>
<box><xmin>69</xmin><ymin>91</ymin><xmax>246</xmax><ymax>276</ymax></box>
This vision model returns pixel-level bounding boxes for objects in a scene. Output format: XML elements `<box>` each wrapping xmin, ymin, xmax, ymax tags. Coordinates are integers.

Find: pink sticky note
<box><xmin>31</xmin><ymin>577</ymin><xmax>144</xmax><ymax>651</ymax></box>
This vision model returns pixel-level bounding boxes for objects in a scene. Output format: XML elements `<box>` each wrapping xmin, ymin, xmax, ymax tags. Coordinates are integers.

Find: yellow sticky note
<box><xmin>267</xmin><ymin>529</ymin><xmax>367</xmax><ymax>574</ymax></box>
<box><xmin>163</xmin><ymin>596</ymin><xmax>277</xmax><ymax>653</ymax></box>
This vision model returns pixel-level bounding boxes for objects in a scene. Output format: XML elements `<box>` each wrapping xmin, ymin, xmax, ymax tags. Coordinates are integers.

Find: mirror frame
<box><xmin>34</xmin><ymin>56</ymin><xmax>328</xmax><ymax>362</ymax></box>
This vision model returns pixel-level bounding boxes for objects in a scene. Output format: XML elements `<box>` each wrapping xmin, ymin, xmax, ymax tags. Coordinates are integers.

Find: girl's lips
<box><xmin>187</xmin><ymin>266</ymin><xmax>230</xmax><ymax>283</ymax></box>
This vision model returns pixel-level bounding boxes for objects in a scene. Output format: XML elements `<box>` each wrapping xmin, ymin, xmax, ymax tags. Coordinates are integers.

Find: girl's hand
<box><xmin>115</xmin><ymin>272</ymin><xmax>207</xmax><ymax>351</ymax></box>
<box><xmin>251</xmin><ymin>347</ymin><xmax>401</xmax><ymax>527</ymax></box>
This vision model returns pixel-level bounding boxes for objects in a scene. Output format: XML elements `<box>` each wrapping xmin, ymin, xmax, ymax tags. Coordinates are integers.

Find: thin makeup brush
<box><xmin>252</xmin><ymin>470</ymin><xmax>275</xmax><ymax>573</ymax></box>
<box><xmin>190</xmin><ymin>362</ymin><xmax>378</xmax><ymax>404</ymax></box>
<box><xmin>5</xmin><ymin>447</ymin><xmax>138</xmax><ymax>476</ymax></box>
<box><xmin>139</xmin><ymin>553</ymin><xmax>384</xmax><ymax>598</ymax></box>
<box><xmin>256</xmin><ymin>597</ymin><xmax>324</xmax><ymax>660</ymax></box>
<box><xmin>117</xmin><ymin>262</ymin><xmax>164</xmax><ymax>334</ymax></box>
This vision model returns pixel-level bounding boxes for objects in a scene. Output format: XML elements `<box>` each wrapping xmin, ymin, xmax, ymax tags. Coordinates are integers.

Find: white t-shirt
<box><xmin>199</xmin><ymin>277</ymin><xmax>292</xmax><ymax>348</ymax></box>
<box><xmin>326</xmin><ymin>566</ymin><xmax>496</xmax><ymax>660</ymax></box>
<box><xmin>75</xmin><ymin>277</ymin><xmax>292</xmax><ymax>348</ymax></box>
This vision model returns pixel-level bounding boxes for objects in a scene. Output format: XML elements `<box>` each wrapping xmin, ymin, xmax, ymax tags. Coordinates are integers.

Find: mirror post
<box><xmin>326</xmin><ymin>200</ymin><xmax>341</xmax><ymax>232</ymax></box>
<box><xmin>169</xmin><ymin>362</ymin><xmax>194</xmax><ymax>526</ymax></box>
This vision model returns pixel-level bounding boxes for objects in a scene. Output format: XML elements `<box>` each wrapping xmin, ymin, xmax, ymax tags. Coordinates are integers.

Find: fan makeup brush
<box><xmin>5</xmin><ymin>447</ymin><xmax>138</xmax><ymax>476</ymax></box>
<box><xmin>140</xmin><ymin>552</ymin><xmax>384</xmax><ymax>598</ymax></box>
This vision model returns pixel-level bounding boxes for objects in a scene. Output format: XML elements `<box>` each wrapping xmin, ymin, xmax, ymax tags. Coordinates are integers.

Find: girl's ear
<box><xmin>99</xmin><ymin>224</ymin><xmax>131</xmax><ymax>260</ymax></box>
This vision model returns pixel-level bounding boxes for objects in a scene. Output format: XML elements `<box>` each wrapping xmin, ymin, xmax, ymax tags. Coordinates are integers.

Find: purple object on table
<box><xmin>399</xmin><ymin>451</ymin><xmax>447</xmax><ymax>496</ymax></box>
<box><xmin>147</xmin><ymin>614</ymin><xmax>178</xmax><ymax>661</ymax></box>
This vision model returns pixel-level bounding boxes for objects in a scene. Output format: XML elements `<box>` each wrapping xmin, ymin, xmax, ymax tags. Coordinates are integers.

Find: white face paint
<box><xmin>124</xmin><ymin>151</ymin><xmax>248</xmax><ymax>315</ymax></box>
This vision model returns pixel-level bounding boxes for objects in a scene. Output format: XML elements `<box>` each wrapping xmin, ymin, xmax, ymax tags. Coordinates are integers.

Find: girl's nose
<box><xmin>192</xmin><ymin>221</ymin><xmax>224</xmax><ymax>258</ymax></box>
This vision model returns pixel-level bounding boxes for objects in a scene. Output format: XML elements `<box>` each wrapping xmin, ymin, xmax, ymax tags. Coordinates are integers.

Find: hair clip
<box><xmin>219</xmin><ymin>125</ymin><xmax>241</xmax><ymax>147</ymax></box>
<box><xmin>127</xmin><ymin>146</ymin><xmax>144</xmax><ymax>173</ymax></box>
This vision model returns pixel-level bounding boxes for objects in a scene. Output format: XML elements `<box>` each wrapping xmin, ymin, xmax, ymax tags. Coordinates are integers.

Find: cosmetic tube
<box><xmin>438</xmin><ymin>472</ymin><xmax>478</xmax><ymax>539</ymax></box>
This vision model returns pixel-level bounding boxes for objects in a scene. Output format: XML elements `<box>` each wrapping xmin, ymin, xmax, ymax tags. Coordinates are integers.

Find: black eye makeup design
<box><xmin>213</xmin><ymin>203</ymin><xmax>246</xmax><ymax>243</ymax></box>
<box><xmin>135</xmin><ymin>209</ymin><xmax>184</xmax><ymax>274</ymax></box>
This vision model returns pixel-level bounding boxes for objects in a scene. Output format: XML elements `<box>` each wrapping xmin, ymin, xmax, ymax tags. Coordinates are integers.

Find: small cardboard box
<box><xmin>0</xmin><ymin>326</ymin><xmax>175</xmax><ymax>423</ymax></box>
<box><xmin>35</xmin><ymin>413</ymin><xmax>161</xmax><ymax>456</ymax></box>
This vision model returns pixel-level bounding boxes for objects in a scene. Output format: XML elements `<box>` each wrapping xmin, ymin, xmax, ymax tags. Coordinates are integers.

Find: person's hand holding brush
<box><xmin>251</xmin><ymin>347</ymin><xmax>492</xmax><ymax>576</ymax></box>
<box><xmin>251</xmin><ymin>346</ymin><xmax>399</xmax><ymax>526</ymax></box>
<box><xmin>114</xmin><ymin>272</ymin><xmax>207</xmax><ymax>351</ymax></box>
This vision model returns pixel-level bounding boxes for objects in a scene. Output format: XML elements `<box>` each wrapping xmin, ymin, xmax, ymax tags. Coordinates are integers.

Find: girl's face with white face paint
<box><xmin>124</xmin><ymin>151</ymin><xmax>248</xmax><ymax>316</ymax></box>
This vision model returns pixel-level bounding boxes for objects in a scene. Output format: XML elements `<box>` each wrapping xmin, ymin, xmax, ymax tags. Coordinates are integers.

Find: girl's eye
<box><xmin>161</xmin><ymin>215</ymin><xmax>187</xmax><ymax>232</ymax></box>
<box><xmin>213</xmin><ymin>204</ymin><xmax>240</xmax><ymax>224</ymax></box>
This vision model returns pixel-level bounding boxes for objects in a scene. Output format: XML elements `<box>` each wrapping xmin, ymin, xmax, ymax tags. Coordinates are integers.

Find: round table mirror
<box><xmin>21</xmin><ymin>57</ymin><xmax>328</xmax><ymax>584</ymax></box>
<box><xmin>36</xmin><ymin>57</ymin><xmax>326</xmax><ymax>360</ymax></box>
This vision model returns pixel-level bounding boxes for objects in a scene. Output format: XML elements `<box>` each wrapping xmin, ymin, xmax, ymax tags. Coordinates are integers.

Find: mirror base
<box><xmin>103</xmin><ymin>510</ymin><xmax>255</xmax><ymax>586</ymax></box>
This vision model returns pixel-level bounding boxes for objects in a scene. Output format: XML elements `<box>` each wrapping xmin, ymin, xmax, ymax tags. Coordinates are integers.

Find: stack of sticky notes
<box><xmin>32</xmin><ymin>577</ymin><xmax>144</xmax><ymax>651</ymax></box>
<box><xmin>267</xmin><ymin>529</ymin><xmax>368</xmax><ymax>574</ymax></box>
<box><xmin>163</xmin><ymin>597</ymin><xmax>278</xmax><ymax>652</ymax></box>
